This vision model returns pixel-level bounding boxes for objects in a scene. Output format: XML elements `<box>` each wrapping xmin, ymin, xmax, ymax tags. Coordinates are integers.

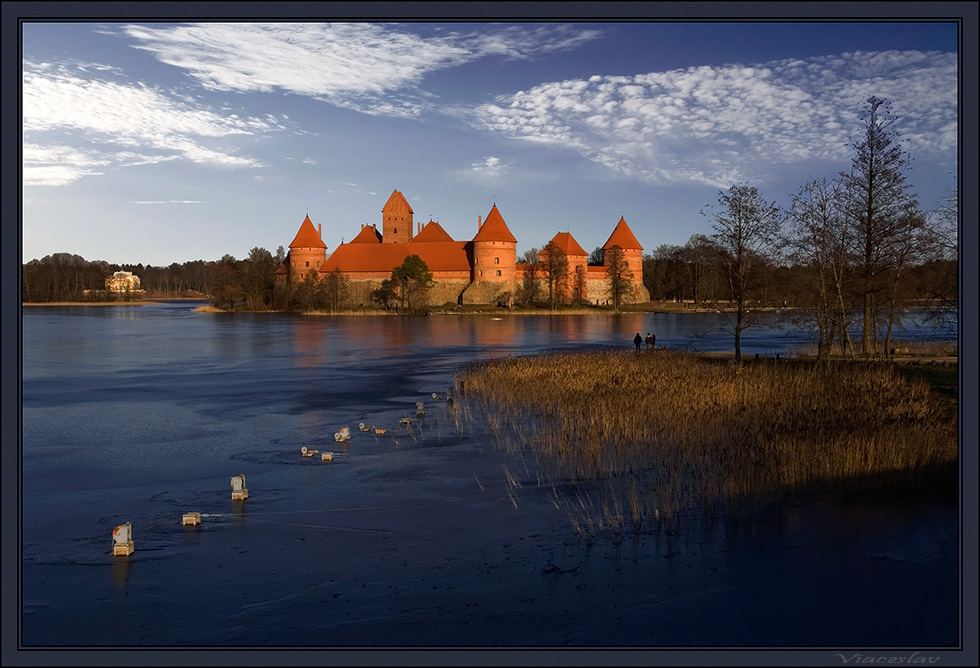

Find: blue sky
<box><xmin>21</xmin><ymin>17</ymin><xmax>961</xmax><ymax>266</ymax></box>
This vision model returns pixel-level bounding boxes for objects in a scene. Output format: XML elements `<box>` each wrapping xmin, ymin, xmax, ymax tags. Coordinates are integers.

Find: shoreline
<box><xmin>18</xmin><ymin>300</ymin><xmax>751</xmax><ymax>315</ymax></box>
<box><xmin>22</xmin><ymin>300</ymin><xmax>165</xmax><ymax>306</ymax></box>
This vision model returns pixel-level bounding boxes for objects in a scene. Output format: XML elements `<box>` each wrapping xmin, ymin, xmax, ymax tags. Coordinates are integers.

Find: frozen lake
<box><xmin>18</xmin><ymin>303</ymin><xmax>959</xmax><ymax>658</ymax></box>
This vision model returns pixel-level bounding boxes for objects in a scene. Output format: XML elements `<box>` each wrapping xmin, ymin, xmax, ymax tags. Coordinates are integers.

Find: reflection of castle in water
<box><xmin>287</xmin><ymin>314</ymin><xmax>655</xmax><ymax>363</ymax></box>
<box><xmin>276</xmin><ymin>189</ymin><xmax>649</xmax><ymax>306</ymax></box>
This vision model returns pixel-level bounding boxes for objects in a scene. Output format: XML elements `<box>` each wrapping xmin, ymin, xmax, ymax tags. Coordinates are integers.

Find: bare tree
<box><xmin>679</xmin><ymin>234</ymin><xmax>721</xmax><ymax>307</ymax></box>
<box><xmin>785</xmin><ymin>177</ymin><xmax>856</xmax><ymax>360</ymax></box>
<box><xmin>605</xmin><ymin>245</ymin><xmax>633</xmax><ymax>311</ymax></box>
<box><xmin>321</xmin><ymin>268</ymin><xmax>351</xmax><ymax>312</ymax></box>
<box><xmin>704</xmin><ymin>183</ymin><xmax>781</xmax><ymax>363</ymax></box>
<box><xmin>541</xmin><ymin>240</ymin><xmax>569</xmax><ymax>310</ymax></box>
<box><xmin>519</xmin><ymin>247</ymin><xmax>540</xmax><ymax>265</ymax></box>
<box><xmin>515</xmin><ymin>247</ymin><xmax>541</xmax><ymax>306</ymax></box>
<box><xmin>880</xmin><ymin>202</ymin><xmax>927</xmax><ymax>356</ymax></box>
<box><xmin>918</xmin><ymin>189</ymin><xmax>958</xmax><ymax>331</ymax></box>
<box><xmin>293</xmin><ymin>267</ymin><xmax>322</xmax><ymax>312</ymax></box>
<box><xmin>841</xmin><ymin>96</ymin><xmax>922</xmax><ymax>356</ymax></box>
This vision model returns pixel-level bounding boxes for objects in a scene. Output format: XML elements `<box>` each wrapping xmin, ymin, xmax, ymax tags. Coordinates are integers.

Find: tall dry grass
<box><xmin>790</xmin><ymin>338</ymin><xmax>958</xmax><ymax>359</ymax></box>
<box><xmin>452</xmin><ymin>350</ymin><xmax>957</xmax><ymax>535</ymax></box>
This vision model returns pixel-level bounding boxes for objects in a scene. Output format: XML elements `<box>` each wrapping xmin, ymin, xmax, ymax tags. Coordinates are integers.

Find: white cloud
<box><xmin>22</xmin><ymin>143</ymin><xmax>109</xmax><ymax>186</ymax></box>
<box><xmin>471</xmin><ymin>155</ymin><xmax>508</xmax><ymax>178</ymax></box>
<box><xmin>22</xmin><ymin>60</ymin><xmax>287</xmax><ymax>186</ymax></box>
<box><xmin>470</xmin><ymin>50</ymin><xmax>957</xmax><ymax>187</ymax></box>
<box><xmin>130</xmin><ymin>200</ymin><xmax>207</xmax><ymax>205</ymax></box>
<box><xmin>120</xmin><ymin>23</ymin><xmax>602</xmax><ymax>117</ymax></box>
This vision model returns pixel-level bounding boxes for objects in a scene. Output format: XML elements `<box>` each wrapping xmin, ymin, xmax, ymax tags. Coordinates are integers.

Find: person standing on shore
<box><xmin>645</xmin><ymin>332</ymin><xmax>654</xmax><ymax>351</ymax></box>
<box><xmin>634</xmin><ymin>332</ymin><xmax>642</xmax><ymax>353</ymax></box>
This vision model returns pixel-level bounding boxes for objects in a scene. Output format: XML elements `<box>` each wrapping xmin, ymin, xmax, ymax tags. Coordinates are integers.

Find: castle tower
<box><xmin>543</xmin><ymin>231</ymin><xmax>589</xmax><ymax>302</ymax></box>
<box><xmin>287</xmin><ymin>215</ymin><xmax>328</xmax><ymax>278</ymax></box>
<box><xmin>382</xmin><ymin>189</ymin><xmax>413</xmax><ymax>244</ymax></box>
<box><xmin>471</xmin><ymin>205</ymin><xmax>517</xmax><ymax>284</ymax></box>
<box><xmin>602</xmin><ymin>217</ymin><xmax>644</xmax><ymax>287</ymax></box>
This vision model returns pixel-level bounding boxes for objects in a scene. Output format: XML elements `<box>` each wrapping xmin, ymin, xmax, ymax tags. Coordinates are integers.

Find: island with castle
<box><xmin>275</xmin><ymin>189</ymin><xmax>649</xmax><ymax>308</ymax></box>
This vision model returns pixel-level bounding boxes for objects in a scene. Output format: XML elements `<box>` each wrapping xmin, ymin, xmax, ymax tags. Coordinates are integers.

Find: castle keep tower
<box><xmin>382</xmin><ymin>189</ymin><xmax>414</xmax><ymax>244</ymax></box>
<box><xmin>287</xmin><ymin>215</ymin><xmax>328</xmax><ymax>277</ymax></box>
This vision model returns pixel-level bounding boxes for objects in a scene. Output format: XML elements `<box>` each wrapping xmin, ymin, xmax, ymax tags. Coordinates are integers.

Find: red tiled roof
<box><xmin>413</xmin><ymin>221</ymin><xmax>455</xmax><ymax>242</ymax></box>
<box><xmin>323</xmin><ymin>240</ymin><xmax>471</xmax><ymax>273</ymax></box>
<box><xmin>383</xmin><ymin>189</ymin><xmax>413</xmax><ymax>214</ymax></box>
<box><xmin>473</xmin><ymin>205</ymin><xmax>517</xmax><ymax>243</ymax></box>
<box><xmin>289</xmin><ymin>216</ymin><xmax>327</xmax><ymax>249</ymax></box>
<box><xmin>546</xmin><ymin>232</ymin><xmax>588</xmax><ymax>257</ymax></box>
<box><xmin>350</xmin><ymin>225</ymin><xmax>383</xmax><ymax>244</ymax></box>
<box><xmin>602</xmin><ymin>217</ymin><xmax>643</xmax><ymax>251</ymax></box>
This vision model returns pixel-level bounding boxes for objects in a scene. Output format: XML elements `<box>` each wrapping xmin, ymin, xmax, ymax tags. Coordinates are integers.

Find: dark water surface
<box><xmin>19</xmin><ymin>303</ymin><xmax>959</xmax><ymax>654</ymax></box>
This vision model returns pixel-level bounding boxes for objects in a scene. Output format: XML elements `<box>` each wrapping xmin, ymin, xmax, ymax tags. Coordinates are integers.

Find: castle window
<box><xmin>394</xmin><ymin>228</ymin><xmax>397</xmax><ymax>235</ymax></box>
<box><xmin>496</xmin><ymin>270</ymin><xmax>501</xmax><ymax>276</ymax></box>
<box><xmin>494</xmin><ymin>257</ymin><xmax>499</xmax><ymax>264</ymax></box>
<box><xmin>479</xmin><ymin>270</ymin><xmax>483</xmax><ymax>277</ymax></box>
<box><xmin>305</xmin><ymin>261</ymin><xmax>310</xmax><ymax>267</ymax></box>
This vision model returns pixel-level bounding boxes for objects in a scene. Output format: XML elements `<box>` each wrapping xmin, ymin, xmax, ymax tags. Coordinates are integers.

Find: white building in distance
<box><xmin>105</xmin><ymin>271</ymin><xmax>143</xmax><ymax>293</ymax></box>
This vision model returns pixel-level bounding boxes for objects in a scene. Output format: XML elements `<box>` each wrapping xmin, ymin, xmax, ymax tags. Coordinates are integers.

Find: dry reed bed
<box><xmin>452</xmin><ymin>350</ymin><xmax>957</xmax><ymax>534</ymax></box>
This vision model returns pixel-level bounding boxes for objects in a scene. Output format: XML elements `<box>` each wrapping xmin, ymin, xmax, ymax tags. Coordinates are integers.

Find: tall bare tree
<box><xmin>841</xmin><ymin>96</ymin><xmax>922</xmax><ymax>356</ymax></box>
<box><xmin>705</xmin><ymin>183</ymin><xmax>781</xmax><ymax>363</ymax></box>
<box><xmin>785</xmin><ymin>177</ymin><xmax>856</xmax><ymax>360</ymax></box>
<box><xmin>541</xmin><ymin>240</ymin><xmax>569</xmax><ymax>310</ymax></box>
<box><xmin>605</xmin><ymin>245</ymin><xmax>633</xmax><ymax>311</ymax></box>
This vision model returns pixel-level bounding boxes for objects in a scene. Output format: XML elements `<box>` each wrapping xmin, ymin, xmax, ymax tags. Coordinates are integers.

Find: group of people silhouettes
<box><xmin>633</xmin><ymin>332</ymin><xmax>656</xmax><ymax>352</ymax></box>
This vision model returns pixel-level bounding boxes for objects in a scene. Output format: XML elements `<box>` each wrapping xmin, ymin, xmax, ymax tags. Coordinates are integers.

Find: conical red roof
<box><xmin>602</xmin><ymin>217</ymin><xmax>642</xmax><ymax>251</ymax></box>
<box><xmin>289</xmin><ymin>216</ymin><xmax>327</xmax><ymax>249</ymax></box>
<box><xmin>547</xmin><ymin>231</ymin><xmax>588</xmax><ymax>257</ymax></box>
<box><xmin>350</xmin><ymin>225</ymin><xmax>383</xmax><ymax>244</ymax></box>
<box><xmin>473</xmin><ymin>205</ymin><xmax>517</xmax><ymax>243</ymax></box>
<box><xmin>413</xmin><ymin>221</ymin><xmax>455</xmax><ymax>242</ymax></box>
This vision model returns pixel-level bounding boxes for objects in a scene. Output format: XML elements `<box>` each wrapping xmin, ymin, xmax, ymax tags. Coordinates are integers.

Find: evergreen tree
<box><xmin>841</xmin><ymin>96</ymin><xmax>922</xmax><ymax>356</ymax></box>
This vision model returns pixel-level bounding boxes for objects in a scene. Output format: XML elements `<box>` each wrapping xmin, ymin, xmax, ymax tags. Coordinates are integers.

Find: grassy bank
<box><xmin>452</xmin><ymin>350</ymin><xmax>958</xmax><ymax>536</ymax></box>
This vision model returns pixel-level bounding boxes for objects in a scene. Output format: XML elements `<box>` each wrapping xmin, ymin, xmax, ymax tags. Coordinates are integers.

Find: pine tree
<box><xmin>841</xmin><ymin>96</ymin><xmax>921</xmax><ymax>356</ymax></box>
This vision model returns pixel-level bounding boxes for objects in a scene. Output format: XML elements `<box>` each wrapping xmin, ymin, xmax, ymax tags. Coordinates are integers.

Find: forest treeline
<box><xmin>20</xmin><ymin>232</ymin><xmax>955</xmax><ymax>312</ymax></box>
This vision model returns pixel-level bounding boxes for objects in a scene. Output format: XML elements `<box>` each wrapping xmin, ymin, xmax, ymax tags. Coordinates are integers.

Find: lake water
<box><xmin>18</xmin><ymin>303</ymin><xmax>960</xmax><ymax>656</ymax></box>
